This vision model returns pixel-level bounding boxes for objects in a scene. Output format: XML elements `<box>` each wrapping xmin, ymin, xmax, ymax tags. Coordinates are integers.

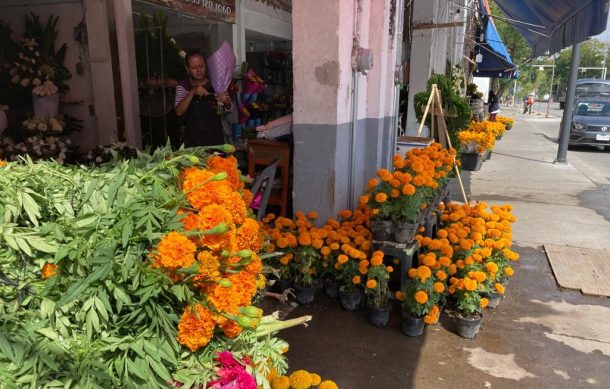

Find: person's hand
<box><xmin>191</xmin><ymin>85</ymin><xmax>208</xmax><ymax>97</ymax></box>
<box><xmin>215</xmin><ymin>92</ymin><xmax>230</xmax><ymax>105</ymax></box>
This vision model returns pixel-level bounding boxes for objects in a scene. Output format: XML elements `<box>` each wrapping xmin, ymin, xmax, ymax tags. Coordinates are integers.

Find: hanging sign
<box><xmin>143</xmin><ymin>0</ymin><xmax>236</xmax><ymax>24</ymax></box>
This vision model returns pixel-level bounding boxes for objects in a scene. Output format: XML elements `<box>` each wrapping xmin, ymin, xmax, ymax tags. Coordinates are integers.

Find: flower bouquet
<box><xmin>207</xmin><ymin>41</ymin><xmax>236</xmax><ymax>115</ymax></box>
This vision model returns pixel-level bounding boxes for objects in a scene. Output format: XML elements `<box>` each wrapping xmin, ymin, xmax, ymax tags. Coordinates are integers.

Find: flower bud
<box><xmin>187</xmin><ymin>155</ymin><xmax>199</xmax><ymax>164</ymax></box>
<box><xmin>239</xmin><ymin>306</ymin><xmax>263</xmax><ymax>318</ymax></box>
<box><xmin>202</xmin><ymin>223</ymin><xmax>229</xmax><ymax>235</ymax></box>
<box><xmin>236</xmin><ymin>316</ymin><xmax>259</xmax><ymax>328</ymax></box>
<box><xmin>210</xmin><ymin>172</ymin><xmax>227</xmax><ymax>181</ymax></box>
<box><xmin>218</xmin><ymin>278</ymin><xmax>233</xmax><ymax>288</ymax></box>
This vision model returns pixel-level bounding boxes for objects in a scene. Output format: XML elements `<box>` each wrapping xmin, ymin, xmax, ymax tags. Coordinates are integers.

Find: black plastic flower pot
<box><xmin>323</xmin><ymin>279</ymin><xmax>340</xmax><ymax>300</ymax></box>
<box><xmin>400</xmin><ymin>311</ymin><xmax>425</xmax><ymax>337</ymax></box>
<box><xmin>294</xmin><ymin>284</ymin><xmax>316</xmax><ymax>305</ymax></box>
<box><xmin>370</xmin><ymin>220</ymin><xmax>394</xmax><ymax>241</ymax></box>
<box><xmin>394</xmin><ymin>222</ymin><xmax>418</xmax><ymax>243</ymax></box>
<box><xmin>272</xmin><ymin>278</ymin><xmax>293</xmax><ymax>294</ymax></box>
<box><xmin>456</xmin><ymin>311</ymin><xmax>483</xmax><ymax>339</ymax></box>
<box><xmin>486</xmin><ymin>292</ymin><xmax>502</xmax><ymax>309</ymax></box>
<box><xmin>367</xmin><ymin>305</ymin><xmax>392</xmax><ymax>328</ymax></box>
<box><xmin>339</xmin><ymin>288</ymin><xmax>362</xmax><ymax>311</ymax></box>
<box><xmin>460</xmin><ymin>152</ymin><xmax>483</xmax><ymax>171</ymax></box>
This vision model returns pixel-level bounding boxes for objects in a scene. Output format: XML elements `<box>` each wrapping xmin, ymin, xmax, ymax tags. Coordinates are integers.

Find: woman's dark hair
<box><xmin>184</xmin><ymin>50</ymin><xmax>205</xmax><ymax>66</ymax></box>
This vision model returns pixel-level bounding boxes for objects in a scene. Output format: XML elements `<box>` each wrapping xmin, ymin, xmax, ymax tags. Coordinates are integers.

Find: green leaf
<box><xmin>21</xmin><ymin>192</ymin><xmax>41</xmax><ymax>226</ymax></box>
<box><xmin>107</xmin><ymin>170</ymin><xmax>127</xmax><ymax>208</ymax></box>
<box><xmin>94</xmin><ymin>297</ymin><xmax>109</xmax><ymax>321</ymax></box>
<box><xmin>28</xmin><ymin>237</ymin><xmax>58</xmax><ymax>253</ymax></box>
<box><xmin>0</xmin><ymin>334</ymin><xmax>15</xmax><ymax>361</ymax></box>
<box><xmin>147</xmin><ymin>355</ymin><xmax>172</xmax><ymax>382</ymax></box>
<box><xmin>126</xmin><ymin>358</ymin><xmax>147</xmax><ymax>381</ymax></box>
<box><xmin>14</xmin><ymin>236</ymin><xmax>32</xmax><ymax>257</ymax></box>
<box><xmin>121</xmin><ymin>222</ymin><xmax>133</xmax><ymax>248</ymax></box>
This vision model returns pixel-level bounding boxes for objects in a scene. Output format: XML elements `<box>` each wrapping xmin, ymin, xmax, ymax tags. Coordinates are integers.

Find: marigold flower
<box><xmin>366</xmin><ymin>279</ymin><xmax>377</xmax><ymax>289</ymax></box>
<box><xmin>337</xmin><ymin>254</ymin><xmax>348</xmax><ymax>264</ymax></box>
<box><xmin>504</xmin><ymin>266</ymin><xmax>514</xmax><ymax>277</ymax></box>
<box><xmin>386</xmin><ymin>266</ymin><xmax>393</xmax><ymax>273</ymax></box>
<box><xmin>423</xmin><ymin>314</ymin><xmax>437</xmax><ymax>325</ymax></box>
<box><xmin>307</xmin><ymin>211</ymin><xmax>318</xmax><ymax>219</ymax></box>
<box><xmin>479</xmin><ymin>298</ymin><xmax>489</xmax><ymax>308</ymax></box>
<box><xmin>371</xmin><ymin>256</ymin><xmax>383</xmax><ymax>267</ymax></box>
<box><xmin>310</xmin><ymin>373</ymin><xmax>322</xmax><ymax>386</ymax></box>
<box><xmin>177</xmin><ymin>304</ymin><xmax>215</xmax><ymax>352</ymax></box>
<box><xmin>433</xmin><ymin>282</ymin><xmax>445</xmax><ymax>293</ymax></box>
<box><xmin>395</xmin><ymin>291</ymin><xmax>405</xmax><ymax>301</ymax></box>
<box><xmin>375</xmin><ymin>192</ymin><xmax>388</xmax><ymax>203</ymax></box>
<box><xmin>495</xmin><ymin>283</ymin><xmax>505</xmax><ymax>294</ymax></box>
<box><xmin>485</xmin><ymin>262</ymin><xmax>499</xmax><ymax>274</ymax></box>
<box><xmin>289</xmin><ymin>370</ymin><xmax>313</xmax><ymax>389</ymax></box>
<box><xmin>156</xmin><ymin>232</ymin><xmax>196</xmax><ymax>270</ymax></box>
<box><xmin>408</xmin><ymin>268</ymin><xmax>418</xmax><ymax>279</ymax></box>
<box><xmin>352</xmin><ymin>275</ymin><xmax>361</xmax><ymax>284</ymax></box>
<box><xmin>367</xmin><ymin>178</ymin><xmax>379</xmax><ymax>190</ymax></box>
<box><xmin>436</xmin><ymin>270</ymin><xmax>447</xmax><ymax>281</ymax></box>
<box><xmin>41</xmin><ymin>262</ymin><xmax>58</xmax><ymax>279</ymax></box>
<box><xmin>415</xmin><ymin>290</ymin><xmax>428</xmax><ymax>304</ymax></box>
<box><xmin>416</xmin><ymin>265</ymin><xmax>432</xmax><ymax>282</ymax></box>
<box><xmin>319</xmin><ymin>381</ymin><xmax>339</xmax><ymax>389</ymax></box>
<box><xmin>271</xmin><ymin>376</ymin><xmax>291</xmax><ymax>389</ymax></box>
<box><xmin>401</xmin><ymin>184</ymin><xmax>416</xmax><ymax>196</ymax></box>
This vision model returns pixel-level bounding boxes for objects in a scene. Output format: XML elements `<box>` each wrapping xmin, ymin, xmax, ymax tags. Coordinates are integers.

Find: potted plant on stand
<box><xmin>292</xmin><ymin>245</ymin><xmax>320</xmax><ymax>305</ymax></box>
<box><xmin>363</xmin><ymin>251</ymin><xmax>393</xmax><ymax>327</ymax></box>
<box><xmin>363</xmin><ymin>173</ymin><xmax>394</xmax><ymax>241</ymax></box>
<box><xmin>397</xmin><ymin>265</ymin><xmax>443</xmax><ymax>336</ymax></box>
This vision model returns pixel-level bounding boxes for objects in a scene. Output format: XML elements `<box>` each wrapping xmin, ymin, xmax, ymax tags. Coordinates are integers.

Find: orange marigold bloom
<box><xmin>289</xmin><ymin>370</ymin><xmax>313</xmax><ymax>389</ymax></box>
<box><xmin>307</xmin><ymin>211</ymin><xmax>318</xmax><ymax>219</ymax></box>
<box><xmin>495</xmin><ymin>283</ymin><xmax>506</xmax><ymax>294</ymax></box>
<box><xmin>485</xmin><ymin>262</ymin><xmax>499</xmax><ymax>274</ymax></box>
<box><xmin>236</xmin><ymin>218</ymin><xmax>261</xmax><ymax>252</ymax></box>
<box><xmin>366</xmin><ymin>279</ymin><xmax>377</xmax><ymax>289</ymax></box>
<box><xmin>416</xmin><ymin>265</ymin><xmax>432</xmax><ymax>281</ymax></box>
<box><xmin>414</xmin><ymin>290</ymin><xmax>428</xmax><ymax>304</ymax></box>
<box><xmin>180</xmin><ymin>211</ymin><xmax>199</xmax><ymax>230</ymax></box>
<box><xmin>504</xmin><ymin>266</ymin><xmax>514</xmax><ymax>277</ymax></box>
<box><xmin>352</xmin><ymin>275</ymin><xmax>361</xmax><ymax>284</ymax></box>
<box><xmin>196</xmin><ymin>251</ymin><xmax>221</xmax><ymax>279</ymax></box>
<box><xmin>480</xmin><ymin>298</ymin><xmax>489</xmax><ymax>309</ymax></box>
<box><xmin>386</xmin><ymin>266</ymin><xmax>394</xmax><ymax>273</ymax></box>
<box><xmin>371</xmin><ymin>256</ymin><xmax>383</xmax><ymax>267</ymax></box>
<box><xmin>391</xmin><ymin>189</ymin><xmax>400</xmax><ymax>198</ymax></box>
<box><xmin>395</xmin><ymin>291</ymin><xmax>405</xmax><ymax>301</ymax></box>
<box><xmin>207</xmin><ymin>155</ymin><xmax>243</xmax><ymax>191</ymax></box>
<box><xmin>337</xmin><ymin>254</ymin><xmax>349</xmax><ymax>264</ymax></box>
<box><xmin>41</xmin><ymin>263</ymin><xmax>58</xmax><ymax>279</ymax></box>
<box><xmin>375</xmin><ymin>192</ymin><xmax>388</xmax><ymax>203</ymax></box>
<box><xmin>321</xmin><ymin>246</ymin><xmax>332</xmax><ymax>256</ymax></box>
<box><xmin>436</xmin><ymin>270</ymin><xmax>447</xmax><ymax>281</ymax></box>
<box><xmin>433</xmin><ymin>282</ymin><xmax>445</xmax><ymax>293</ymax></box>
<box><xmin>318</xmin><ymin>381</ymin><xmax>339</xmax><ymax>389</ymax></box>
<box><xmin>423</xmin><ymin>314</ymin><xmax>437</xmax><ymax>325</ymax></box>
<box><xmin>177</xmin><ymin>304</ymin><xmax>216</xmax><ymax>352</ymax></box>
<box><xmin>408</xmin><ymin>268</ymin><xmax>418</xmax><ymax>278</ymax></box>
<box><xmin>221</xmin><ymin>320</ymin><xmax>243</xmax><ymax>338</ymax></box>
<box><xmin>157</xmin><ymin>232</ymin><xmax>196</xmax><ymax>270</ymax></box>
<box><xmin>182</xmin><ymin>167</ymin><xmax>233</xmax><ymax>210</ymax></box>
<box><xmin>368</xmin><ymin>178</ymin><xmax>379</xmax><ymax>190</ymax></box>
<box><xmin>359</xmin><ymin>194</ymin><xmax>370</xmax><ymax>205</ymax></box>
<box><xmin>204</xmin><ymin>282</ymin><xmax>240</xmax><ymax>314</ymax></box>
<box><xmin>401</xmin><ymin>184</ymin><xmax>416</xmax><ymax>196</ymax></box>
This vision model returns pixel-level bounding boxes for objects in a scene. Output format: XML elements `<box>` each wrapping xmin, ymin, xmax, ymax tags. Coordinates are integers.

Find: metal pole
<box><xmin>546</xmin><ymin>60</ymin><xmax>555</xmax><ymax>118</ymax></box>
<box><xmin>557</xmin><ymin>44</ymin><xmax>581</xmax><ymax>163</ymax></box>
<box><xmin>513</xmin><ymin>79</ymin><xmax>517</xmax><ymax>106</ymax></box>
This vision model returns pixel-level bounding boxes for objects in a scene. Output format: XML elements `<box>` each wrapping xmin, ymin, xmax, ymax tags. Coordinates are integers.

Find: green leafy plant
<box><xmin>363</xmin><ymin>253</ymin><xmax>391</xmax><ymax>309</ymax></box>
<box><xmin>292</xmin><ymin>246</ymin><xmax>319</xmax><ymax>287</ymax></box>
<box><xmin>0</xmin><ymin>146</ymin><xmax>294</xmax><ymax>388</ymax></box>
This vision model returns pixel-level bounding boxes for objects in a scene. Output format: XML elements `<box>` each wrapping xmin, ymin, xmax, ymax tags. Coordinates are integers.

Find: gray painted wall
<box><xmin>293</xmin><ymin>116</ymin><xmax>395</xmax><ymax>224</ymax></box>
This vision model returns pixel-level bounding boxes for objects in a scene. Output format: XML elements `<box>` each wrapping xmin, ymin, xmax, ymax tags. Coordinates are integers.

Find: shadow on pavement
<box><xmin>578</xmin><ymin>187</ymin><xmax>610</xmax><ymax>223</ymax></box>
<box><xmin>533</xmin><ymin>132</ymin><xmax>559</xmax><ymax>144</ymax></box>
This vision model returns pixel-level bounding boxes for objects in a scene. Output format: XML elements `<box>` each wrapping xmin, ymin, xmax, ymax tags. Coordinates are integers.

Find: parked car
<box><xmin>565</xmin><ymin>97</ymin><xmax>610</xmax><ymax>150</ymax></box>
<box><xmin>558</xmin><ymin>79</ymin><xmax>610</xmax><ymax>109</ymax></box>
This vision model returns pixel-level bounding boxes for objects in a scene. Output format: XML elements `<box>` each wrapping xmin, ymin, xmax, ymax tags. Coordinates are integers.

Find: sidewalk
<box><xmin>279</xmin><ymin>110</ymin><xmax>610</xmax><ymax>389</ymax></box>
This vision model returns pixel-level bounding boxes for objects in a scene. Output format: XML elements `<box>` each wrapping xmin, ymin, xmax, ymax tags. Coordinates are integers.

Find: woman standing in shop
<box><xmin>174</xmin><ymin>50</ymin><xmax>231</xmax><ymax>147</ymax></box>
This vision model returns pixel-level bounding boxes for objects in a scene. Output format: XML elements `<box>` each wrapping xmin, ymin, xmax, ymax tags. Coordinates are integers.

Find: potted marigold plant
<box><xmin>397</xmin><ymin>265</ymin><xmax>444</xmax><ymax>336</ymax></box>
<box><xmin>292</xmin><ymin>244</ymin><xmax>320</xmax><ymax>305</ymax></box>
<box><xmin>448</xmin><ymin>264</ymin><xmax>488</xmax><ymax>339</ymax></box>
<box><xmin>335</xmin><ymin>254</ymin><xmax>365</xmax><ymax>311</ymax></box>
<box><xmin>363</xmin><ymin>173</ymin><xmax>394</xmax><ymax>241</ymax></box>
<box><xmin>363</xmin><ymin>251</ymin><xmax>393</xmax><ymax>327</ymax></box>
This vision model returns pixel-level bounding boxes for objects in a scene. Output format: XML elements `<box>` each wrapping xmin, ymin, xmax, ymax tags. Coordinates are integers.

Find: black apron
<box><xmin>183</xmin><ymin>83</ymin><xmax>224</xmax><ymax>147</ymax></box>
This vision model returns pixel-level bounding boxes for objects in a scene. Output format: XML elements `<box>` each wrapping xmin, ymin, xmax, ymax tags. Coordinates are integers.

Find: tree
<box><xmin>488</xmin><ymin>0</ymin><xmax>532</xmax><ymax>97</ymax></box>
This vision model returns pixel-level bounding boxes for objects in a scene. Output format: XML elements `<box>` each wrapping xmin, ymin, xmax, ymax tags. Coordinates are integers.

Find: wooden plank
<box><xmin>412</xmin><ymin>22</ymin><xmax>465</xmax><ymax>30</ymax></box>
<box><xmin>544</xmin><ymin>244</ymin><xmax>610</xmax><ymax>296</ymax></box>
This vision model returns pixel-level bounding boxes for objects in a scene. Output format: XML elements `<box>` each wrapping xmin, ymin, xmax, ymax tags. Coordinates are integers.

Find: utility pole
<box><xmin>546</xmin><ymin>57</ymin><xmax>555</xmax><ymax>118</ymax></box>
<box><xmin>557</xmin><ymin>43</ymin><xmax>581</xmax><ymax>163</ymax></box>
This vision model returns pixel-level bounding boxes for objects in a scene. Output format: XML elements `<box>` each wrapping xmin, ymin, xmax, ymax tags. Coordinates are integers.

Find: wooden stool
<box><xmin>247</xmin><ymin>139</ymin><xmax>291</xmax><ymax>217</ymax></box>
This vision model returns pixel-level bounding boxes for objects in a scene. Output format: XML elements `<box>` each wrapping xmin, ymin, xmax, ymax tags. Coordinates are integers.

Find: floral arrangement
<box><xmin>363</xmin><ymin>251</ymin><xmax>393</xmax><ymax>309</ymax></box>
<box><xmin>0</xmin><ymin>134</ymin><xmax>74</xmax><ymax>163</ymax></box>
<box><xmin>3</xmin><ymin>14</ymin><xmax>71</xmax><ymax>96</ymax></box>
<box><xmin>470</xmin><ymin>120</ymin><xmax>506</xmax><ymax>139</ymax></box>
<box><xmin>260</xmin><ymin>209</ymin><xmax>372</xmax><ymax>292</ymax></box>
<box><xmin>22</xmin><ymin>115</ymin><xmax>64</xmax><ymax>134</ymax></box>
<box><xmin>362</xmin><ymin>143</ymin><xmax>457</xmax><ymax>223</ymax></box>
<box><xmin>496</xmin><ymin>115</ymin><xmax>514</xmax><ymax>130</ymax></box>
<box><xmin>82</xmin><ymin>141</ymin><xmax>138</xmax><ymax>165</ymax></box>
<box><xmin>458</xmin><ymin>129</ymin><xmax>496</xmax><ymax>153</ymax></box>
<box><xmin>267</xmin><ymin>368</ymin><xmax>339</xmax><ymax>389</ymax></box>
<box><xmin>0</xmin><ymin>146</ymin><xmax>316</xmax><ymax>388</ymax></box>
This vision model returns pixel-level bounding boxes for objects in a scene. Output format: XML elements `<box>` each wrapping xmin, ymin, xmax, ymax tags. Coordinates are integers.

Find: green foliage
<box><xmin>414</xmin><ymin>74</ymin><xmax>471</xmax><ymax>149</ymax></box>
<box><xmin>292</xmin><ymin>246</ymin><xmax>319</xmax><ymax>287</ymax></box>
<box><xmin>399</xmin><ymin>276</ymin><xmax>439</xmax><ymax>318</ymax></box>
<box><xmin>364</xmin><ymin>264</ymin><xmax>390</xmax><ymax>309</ymax></box>
<box><xmin>0</xmin><ymin>147</ymin><xmax>286</xmax><ymax>388</ymax></box>
<box><xmin>367</xmin><ymin>182</ymin><xmax>393</xmax><ymax>221</ymax></box>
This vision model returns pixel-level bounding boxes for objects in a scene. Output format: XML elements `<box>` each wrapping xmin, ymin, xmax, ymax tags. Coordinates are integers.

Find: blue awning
<box><xmin>474</xmin><ymin>0</ymin><xmax>518</xmax><ymax>79</ymax></box>
<box><xmin>494</xmin><ymin>0</ymin><xmax>610</xmax><ymax>57</ymax></box>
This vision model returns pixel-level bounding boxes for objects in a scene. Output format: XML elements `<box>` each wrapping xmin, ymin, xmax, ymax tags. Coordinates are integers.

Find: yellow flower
<box><xmin>495</xmin><ymin>283</ymin><xmax>505</xmax><ymax>295</ymax></box>
<box><xmin>414</xmin><ymin>290</ymin><xmax>428</xmax><ymax>304</ymax></box>
<box><xmin>374</xmin><ymin>192</ymin><xmax>388</xmax><ymax>203</ymax></box>
<box><xmin>41</xmin><ymin>262</ymin><xmax>58</xmax><ymax>279</ymax></box>
<box><xmin>319</xmin><ymin>381</ymin><xmax>339</xmax><ymax>389</ymax></box>
<box><xmin>480</xmin><ymin>298</ymin><xmax>489</xmax><ymax>308</ymax></box>
<box><xmin>504</xmin><ymin>266</ymin><xmax>514</xmax><ymax>276</ymax></box>
<box><xmin>271</xmin><ymin>376</ymin><xmax>290</xmax><ymax>389</ymax></box>
<box><xmin>433</xmin><ymin>282</ymin><xmax>445</xmax><ymax>293</ymax></box>
<box><xmin>310</xmin><ymin>373</ymin><xmax>322</xmax><ymax>386</ymax></box>
<box><xmin>289</xmin><ymin>370</ymin><xmax>313</xmax><ymax>389</ymax></box>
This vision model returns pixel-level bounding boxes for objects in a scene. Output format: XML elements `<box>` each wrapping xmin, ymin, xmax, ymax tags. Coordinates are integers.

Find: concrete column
<box><xmin>292</xmin><ymin>0</ymin><xmax>354</xmax><ymax>222</ymax></box>
<box><xmin>113</xmin><ymin>0</ymin><xmax>141</xmax><ymax>148</ymax></box>
<box><xmin>406</xmin><ymin>0</ymin><xmax>450</xmax><ymax>135</ymax></box>
<box><xmin>84</xmin><ymin>0</ymin><xmax>118</xmax><ymax>145</ymax></box>
<box><xmin>292</xmin><ymin>0</ymin><xmax>398</xmax><ymax>220</ymax></box>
